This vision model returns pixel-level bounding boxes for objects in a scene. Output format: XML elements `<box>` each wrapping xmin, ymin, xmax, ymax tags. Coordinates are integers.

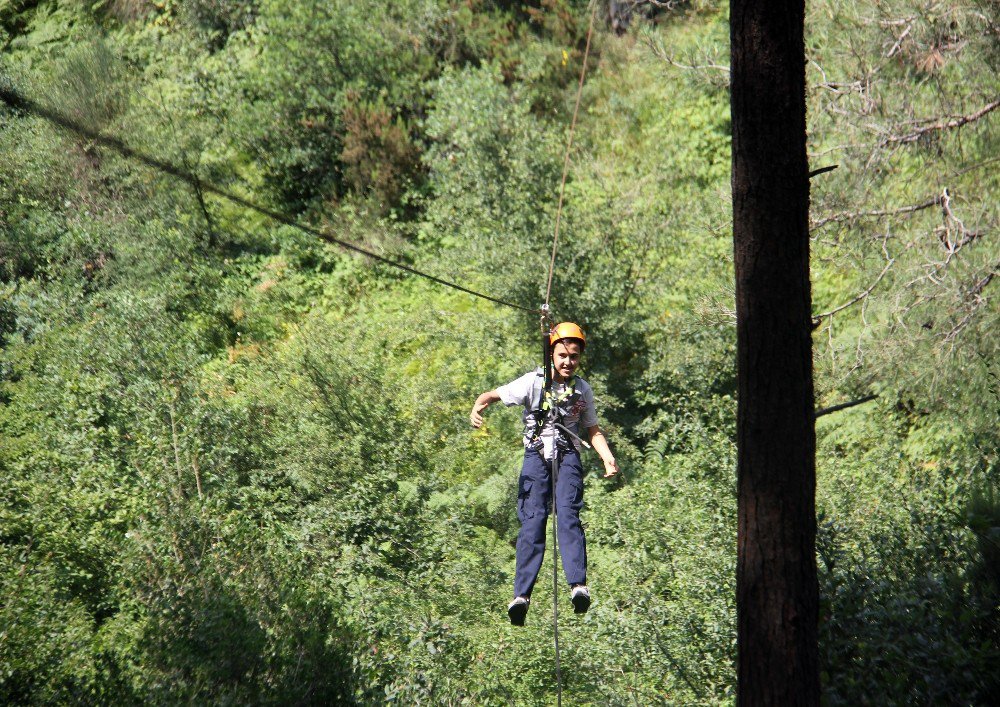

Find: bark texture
<box><xmin>731</xmin><ymin>0</ymin><xmax>819</xmax><ymax>704</ymax></box>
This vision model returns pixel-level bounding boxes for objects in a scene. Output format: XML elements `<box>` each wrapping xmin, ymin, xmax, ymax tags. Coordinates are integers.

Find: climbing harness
<box><xmin>522</xmin><ymin>374</ymin><xmax>592</xmax><ymax>453</ymax></box>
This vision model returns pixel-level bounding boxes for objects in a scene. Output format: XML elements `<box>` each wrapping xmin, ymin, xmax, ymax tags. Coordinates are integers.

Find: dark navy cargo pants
<box><xmin>514</xmin><ymin>449</ymin><xmax>587</xmax><ymax>598</ymax></box>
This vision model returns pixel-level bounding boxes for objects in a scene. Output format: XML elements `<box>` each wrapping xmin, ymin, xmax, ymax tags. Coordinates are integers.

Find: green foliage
<box><xmin>420</xmin><ymin>61</ymin><xmax>563</xmax><ymax>305</ymax></box>
<box><xmin>1</xmin><ymin>0</ymin><xmax>997</xmax><ymax>703</ymax></box>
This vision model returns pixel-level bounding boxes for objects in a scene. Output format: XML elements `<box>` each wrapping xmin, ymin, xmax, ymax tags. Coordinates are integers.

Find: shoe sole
<box><xmin>508</xmin><ymin>602</ymin><xmax>528</xmax><ymax>626</ymax></box>
<box><xmin>572</xmin><ymin>593</ymin><xmax>591</xmax><ymax>614</ymax></box>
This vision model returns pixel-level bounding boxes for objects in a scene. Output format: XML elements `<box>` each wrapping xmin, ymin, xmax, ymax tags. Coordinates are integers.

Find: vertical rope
<box><xmin>543</xmin><ymin>2</ymin><xmax>597</xmax><ymax>308</ymax></box>
<box><xmin>551</xmin><ymin>450</ymin><xmax>562</xmax><ymax>707</ymax></box>
<box><xmin>542</xmin><ymin>6</ymin><xmax>596</xmax><ymax>704</ymax></box>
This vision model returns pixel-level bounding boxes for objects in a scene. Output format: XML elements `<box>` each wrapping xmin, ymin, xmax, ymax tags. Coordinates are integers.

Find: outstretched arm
<box><xmin>587</xmin><ymin>424</ymin><xmax>620</xmax><ymax>478</ymax></box>
<box><xmin>470</xmin><ymin>390</ymin><xmax>501</xmax><ymax>428</ymax></box>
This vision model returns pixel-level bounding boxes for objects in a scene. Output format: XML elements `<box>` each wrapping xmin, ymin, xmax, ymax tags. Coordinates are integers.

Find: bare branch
<box><xmin>815</xmin><ymin>394</ymin><xmax>878</xmax><ymax>418</ymax></box>
<box><xmin>876</xmin><ymin>16</ymin><xmax>917</xmax><ymax>28</ymax></box>
<box><xmin>639</xmin><ymin>29</ymin><xmax>730</xmax><ymax>75</ymax></box>
<box><xmin>970</xmin><ymin>266</ymin><xmax>999</xmax><ymax>298</ymax></box>
<box><xmin>938</xmin><ymin>188</ymin><xmax>985</xmax><ymax>251</ymax></box>
<box><xmin>811</xmin><ymin>195</ymin><xmax>942</xmax><ymax>230</ymax></box>
<box><xmin>654</xmin><ymin>52</ymin><xmax>730</xmax><ymax>74</ymax></box>
<box><xmin>945</xmin><ymin>264</ymin><xmax>1000</xmax><ymax>342</ymax></box>
<box><xmin>813</xmin><ymin>254</ymin><xmax>895</xmax><ymax>326</ymax></box>
<box><xmin>946</xmin><ymin>308</ymin><xmax>983</xmax><ymax>343</ymax></box>
<box><xmin>885</xmin><ymin>22</ymin><xmax>913</xmax><ymax>58</ymax></box>
<box><xmin>808</xmin><ymin>164</ymin><xmax>839</xmax><ymax>178</ymax></box>
<box><xmin>949</xmin><ymin>156</ymin><xmax>1000</xmax><ymax>179</ymax></box>
<box><xmin>877</xmin><ymin>98</ymin><xmax>1000</xmax><ymax>147</ymax></box>
<box><xmin>897</xmin><ymin>189</ymin><xmax>990</xmax><ymax>293</ymax></box>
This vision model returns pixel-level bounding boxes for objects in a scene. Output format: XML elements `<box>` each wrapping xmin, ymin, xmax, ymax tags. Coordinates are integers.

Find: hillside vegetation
<box><xmin>1</xmin><ymin>0</ymin><xmax>997</xmax><ymax>703</ymax></box>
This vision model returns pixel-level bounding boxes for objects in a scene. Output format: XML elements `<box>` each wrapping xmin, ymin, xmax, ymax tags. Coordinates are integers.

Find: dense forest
<box><xmin>1</xmin><ymin>0</ymin><xmax>997</xmax><ymax>703</ymax></box>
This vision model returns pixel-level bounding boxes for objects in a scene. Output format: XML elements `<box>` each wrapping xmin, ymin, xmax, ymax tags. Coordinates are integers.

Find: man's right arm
<box><xmin>470</xmin><ymin>390</ymin><xmax>501</xmax><ymax>428</ymax></box>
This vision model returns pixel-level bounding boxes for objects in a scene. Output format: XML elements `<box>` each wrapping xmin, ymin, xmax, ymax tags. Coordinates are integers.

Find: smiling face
<box><xmin>552</xmin><ymin>340</ymin><xmax>582</xmax><ymax>382</ymax></box>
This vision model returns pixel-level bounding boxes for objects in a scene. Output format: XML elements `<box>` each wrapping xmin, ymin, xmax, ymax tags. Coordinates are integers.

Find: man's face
<box><xmin>552</xmin><ymin>340</ymin><xmax>582</xmax><ymax>381</ymax></box>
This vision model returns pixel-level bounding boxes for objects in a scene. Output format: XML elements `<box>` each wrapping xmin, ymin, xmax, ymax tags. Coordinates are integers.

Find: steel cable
<box><xmin>0</xmin><ymin>85</ymin><xmax>537</xmax><ymax>314</ymax></box>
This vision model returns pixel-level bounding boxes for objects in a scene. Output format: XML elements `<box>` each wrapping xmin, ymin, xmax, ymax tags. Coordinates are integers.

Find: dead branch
<box><xmin>885</xmin><ymin>22</ymin><xmax>913</xmax><ymax>58</ymax></box>
<box><xmin>946</xmin><ymin>263</ymin><xmax>1000</xmax><ymax>342</ymax></box>
<box><xmin>639</xmin><ymin>29</ymin><xmax>730</xmax><ymax>75</ymax></box>
<box><xmin>811</xmin><ymin>195</ymin><xmax>942</xmax><ymax>230</ymax></box>
<box><xmin>970</xmin><ymin>265</ymin><xmax>999</xmax><ymax>298</ymax></box>
<box><xmin>938</xmin><ymin>187</ymin><xmax>984</xmax><ymax>252</ymax></box>
<box><xmin>878</xmin><ymin>98</ymin><xmax>1000</xmax><ymax>147</ymax></box>
<box><xmin>653</xmin><ymin>52</ymin><xmax>730</xmax><ymax>74</ymax></box>
<box><xmin>951</xmin><ymin>156</ymin><xmax>1000</xmax><ymax>178</ymax></box>
<box><xmin>809</xmin><ymin>164</ymin><xmax>839</xmax><ymax>178</ymax></box>
<box><xmin>898</xmin><ymin>188</ymin><xmax>989</xmax><ymax>291</ymax></box>
<box><xmin>876</xmin><ymin>16</ymin><xmax>917</xmax><ymax>28</ymax></box>
<box><xmin>813</xmin><ymin>254</ymin><xmax>895</xmax><ymax>327</ymax></box>
<box><xmin>815</xmin><ymin>394</ymin><xmax>878</xmax><ymax>418</ymax></box>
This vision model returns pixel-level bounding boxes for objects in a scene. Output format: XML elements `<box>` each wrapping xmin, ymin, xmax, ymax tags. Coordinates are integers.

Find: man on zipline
<box><xmin>470</xmin><ymin>322</ymin><xmax>619</xmax><ymax>625</ymax></box>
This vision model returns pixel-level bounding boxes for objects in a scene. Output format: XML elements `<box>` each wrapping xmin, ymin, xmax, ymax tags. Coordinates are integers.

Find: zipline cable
<box><xmin>0</xmin><ymin>85</ymin><xmax>537</xmax><ymax>315</ymax></box>
<box><xmin>543</xmin><ymin>1</ymin><xmax>597</xmax><ymax>309</ymax></box>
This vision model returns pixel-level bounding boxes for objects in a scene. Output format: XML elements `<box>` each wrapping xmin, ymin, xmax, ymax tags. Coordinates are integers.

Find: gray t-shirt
<box><xmin>496</xmin><ymin>369</ymin><xmax>599</xmax><ymax>459</ymax></box>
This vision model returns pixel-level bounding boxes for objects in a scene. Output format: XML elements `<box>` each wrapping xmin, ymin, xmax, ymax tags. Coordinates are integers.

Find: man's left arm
<box><xmin>587</xmin><ymin>425</ymin><xmax>619</xmax><ymax>478</ymax></box>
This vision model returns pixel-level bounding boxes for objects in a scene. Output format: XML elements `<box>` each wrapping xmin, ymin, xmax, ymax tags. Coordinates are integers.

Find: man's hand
<box><xmin>470</xmin><ymin>403</ymin><xmax>487</xmax><ymax>428</ymax></box>
<box><xmin>470</xmin><ymin>390</ymin><xmax>501</xmax><ymax>428</ymax></box>
<box><xmin>587</xmin><ymin>425</ymin><xmax>619</xmax><ymax>478</ymax></box>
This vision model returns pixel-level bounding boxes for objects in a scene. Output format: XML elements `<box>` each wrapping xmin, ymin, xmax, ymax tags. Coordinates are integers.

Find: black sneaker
<box><xmin>570</xmin><ymin>585</ymin><xmax>591</xmax><ymax>614</ymax></box>
<box><xmin>508</xmin><ymin>597</ymin><xmax>529</xmax><ymax>626</ymax></box>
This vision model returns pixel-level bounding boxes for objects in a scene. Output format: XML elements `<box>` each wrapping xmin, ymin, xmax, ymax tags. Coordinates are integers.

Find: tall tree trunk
<box><xmin>730</xmin><ymin>0</ymin><xmax>819</xmax><ymax>704</ymax></box>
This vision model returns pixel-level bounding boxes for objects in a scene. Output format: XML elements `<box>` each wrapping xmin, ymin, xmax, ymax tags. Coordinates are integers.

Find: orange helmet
<box><xmin>550</xmin><ymin>322</ymin><xmax>586</xmax><ymax>350</ymax></box>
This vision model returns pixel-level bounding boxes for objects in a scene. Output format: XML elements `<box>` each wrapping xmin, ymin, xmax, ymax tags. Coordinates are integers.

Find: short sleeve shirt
<box><xmin>496</xmin><ymin>369</ymin><xmax>598</xmax><ymax>457</ymax></box>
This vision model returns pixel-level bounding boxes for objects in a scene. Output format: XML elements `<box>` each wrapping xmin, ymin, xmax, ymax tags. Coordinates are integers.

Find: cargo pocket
<box><xmin>563</xmin><ymin>476</ymin><xmax>584</xmax><ymax>514</ymax></box>
<box><xmin>517</xmin><ymin>478</ymin><xmax>534</xmax><ymax>522</ymax></box>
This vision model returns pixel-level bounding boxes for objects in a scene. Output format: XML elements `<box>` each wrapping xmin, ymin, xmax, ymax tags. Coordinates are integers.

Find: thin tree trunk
<box><xmin>731</xmin><ymin>0</ymin><xmax>819</xmax><ymax>703</ymax></box>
